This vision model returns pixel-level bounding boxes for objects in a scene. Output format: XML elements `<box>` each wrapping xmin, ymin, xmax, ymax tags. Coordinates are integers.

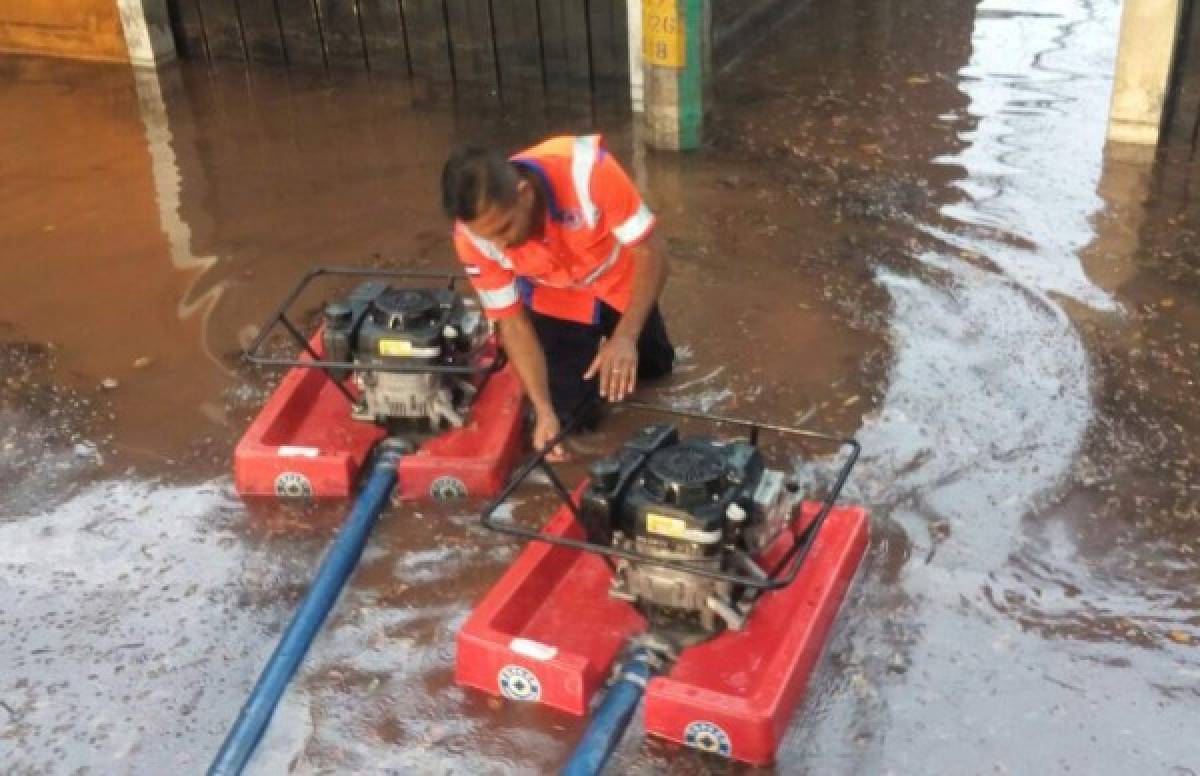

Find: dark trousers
<box><xmin>529</xmin><ymin>302</ymin><xmax>674</xmax><ymax>423</ymax></box>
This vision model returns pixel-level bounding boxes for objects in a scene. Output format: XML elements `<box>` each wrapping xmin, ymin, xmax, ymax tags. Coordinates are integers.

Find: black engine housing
<box><xmin>321</xmin><ymin>281</ymin><xmax>480</xmax><ymax>427</ymax></box>
<box><xmin>583</xmin><ymin>425</ymin><xmax>764</xmax><ymax>553</ymax></box>
<box><xmin>322</xmin><ymin>282</ymin><xmax>474</xmax><ymax>375</ymax></box>
<box><xmin>581</xmin><ymin>424</ymin><xmax>795</xmax><ymax>635</ymax></box>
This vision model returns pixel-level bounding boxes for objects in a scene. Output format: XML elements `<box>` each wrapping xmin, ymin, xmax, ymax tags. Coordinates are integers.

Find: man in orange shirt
<box><xmin>441</xmin><ymin>135</ymin><xmax>674</xmax><ymax>455</ymax></box>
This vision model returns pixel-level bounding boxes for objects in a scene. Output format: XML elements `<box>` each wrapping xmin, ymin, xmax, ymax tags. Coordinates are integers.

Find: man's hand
<box><xmin>583</xmin><ymin>234</ymin><xmax>667</xmax><ymax>403</ymax></box>
<box><xmin>532</xmin><ymin>406</ymin><xmax>568</xmax><ymax>462</ymax></box>
<box><xmin>584</xmin><ymin>334</ymin><xmax>638</xmax><ymax>402</ymax></box>
<box><xmin>497</xmin><ymin>312</ymin><xmax>569</xmax><ymax>459</ymax></box>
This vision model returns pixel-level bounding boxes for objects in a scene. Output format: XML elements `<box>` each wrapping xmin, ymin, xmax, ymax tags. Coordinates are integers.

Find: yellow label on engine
<box><xmin>378</xmin><ymin>339</ymin><xmax>413</xmax><ymax>357</ymax></box>
<box><xmin>646</xmin><ymin>512</ymin><xmax>687</xmax><ymax>538</ymax></box>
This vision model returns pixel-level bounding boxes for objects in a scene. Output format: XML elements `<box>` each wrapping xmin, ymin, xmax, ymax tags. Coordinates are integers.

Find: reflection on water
<box><xmin>2</xmin><ymin>0</ymin><xmax>1199</xmax><ymax>771</ymax></box>
<box><xmin>131</xmin><ymin>70</ymin><xmax>228</xmax><ymax>377</ymax></box>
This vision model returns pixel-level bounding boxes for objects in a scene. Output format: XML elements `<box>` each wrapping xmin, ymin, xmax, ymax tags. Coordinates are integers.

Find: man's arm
<box><xmin>580</xmin><ymin>141</ymin><xmax>668</xmax><ymax>401</ymax></box>
<box><xmin>451</xmin><ymin>227</ymin><xmax>563</xmax><ymax>450</ymax></box>
<box><xmin>584</xmin><ymin>234</ymin><xmax>669</xmax><ymax>401</ymax></box>
<box><xmin>497</xmin><ymin>310</ymin><xmax>562</xmax><ymax>452</ymax></box>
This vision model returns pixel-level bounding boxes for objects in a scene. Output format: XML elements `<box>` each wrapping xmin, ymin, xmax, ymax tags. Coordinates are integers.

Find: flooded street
<box><xmin>2</xmin><ymin>0</ymin><xmax>1198</xmax><ymax>773</ymax></box>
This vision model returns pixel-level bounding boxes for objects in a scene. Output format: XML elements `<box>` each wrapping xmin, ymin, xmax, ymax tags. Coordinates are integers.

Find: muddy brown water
<box><xmin>2</xmin><ymin>0</ymin><xmax>1198</xmax><ymax>773</ymax></box>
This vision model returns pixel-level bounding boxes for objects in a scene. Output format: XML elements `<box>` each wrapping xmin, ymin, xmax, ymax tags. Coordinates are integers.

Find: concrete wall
<box><xmin>0</xmin><ymin>0</ymin><xmax>130</xmax><ymax>62</ymax></box>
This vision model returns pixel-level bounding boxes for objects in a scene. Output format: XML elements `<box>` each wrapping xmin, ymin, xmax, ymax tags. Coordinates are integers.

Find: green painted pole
<box><xmin>642</xmin><ymin>0</ymin><xmax>710</xmax><ymax>150</ymax></box>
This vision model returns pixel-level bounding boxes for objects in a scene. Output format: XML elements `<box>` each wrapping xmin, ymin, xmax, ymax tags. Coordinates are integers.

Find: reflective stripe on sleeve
<box><xmin>477</xmin><ymin>282</ymin><xmax>519</xmax><ymax>310</ymax></box>
<box><xmin>613</xmin><ymin>203</ymin><xmax>655</xmax><ymax>245</ymax></box>
<box><xmin>462</xmin><ymin>226</ymin><xmax>513</xmax><ymax>269</ymax></box>
<box><xmin>572</xmin><ymin>135</ymin><xmax>601</xmax><ymax>229</ymax></box>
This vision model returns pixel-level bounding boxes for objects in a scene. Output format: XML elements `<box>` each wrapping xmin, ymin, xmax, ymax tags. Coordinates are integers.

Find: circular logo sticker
<box><xmin>497</xmin><ymin>665</ymin><xmax>541</xmax><ymax>702</ymax></box>
<box><xmin>429</xmin><ymin>475</ymin><xmax>468</xmax><ymax>501</ymax></box>
<box><xmin>274</xmin><ymin>471</ymin><xmax>313</xmax><ymax>499</ymax></box>
<box><xmin>684</xmin><ymin>721</ymin><xmax>732</xmax><ymax>757</ymax></box>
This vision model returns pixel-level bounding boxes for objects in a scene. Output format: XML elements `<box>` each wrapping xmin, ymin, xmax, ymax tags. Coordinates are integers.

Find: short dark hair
<box><xmin>441</xmin><ymin>145</ymin><xmax>520</xmax><ymax>221</ymax></box>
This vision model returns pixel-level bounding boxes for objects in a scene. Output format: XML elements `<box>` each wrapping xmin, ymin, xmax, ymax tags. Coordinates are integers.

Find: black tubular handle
<box><xmin>242</xmin><ymin>266</ymin><xmax>506</xmax><ymax>388</ymax></box>
<box><xmin>480</xmin><ymin>400</ymin><xmax>860</xmax><ymax>592</ymax></box>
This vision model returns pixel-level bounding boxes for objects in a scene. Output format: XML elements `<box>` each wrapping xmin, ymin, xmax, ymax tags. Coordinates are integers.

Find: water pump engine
<box><xmin>321</xmin><ymin>281</ymin><xmax>483</xmax><ymax>429</ymax></box>
<box><xmin>580</xmin><ymin>424</ymin><xmax>800</xmax><ymax>635</ymax></box>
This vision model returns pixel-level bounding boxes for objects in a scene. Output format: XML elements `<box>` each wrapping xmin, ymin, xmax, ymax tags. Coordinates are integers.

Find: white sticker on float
<box><xmin>278</xmin><ymin>445</ymin><xmax>319</xmax><ymax>458</ymax></box>
<box><xmin>509</xmin><ymin>638</ymin><xmax>558</xmax><ymax>661</ymax></box>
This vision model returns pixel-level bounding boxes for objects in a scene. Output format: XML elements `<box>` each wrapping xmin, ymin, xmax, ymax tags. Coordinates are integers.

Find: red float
<box><xmin>456</xmin><ymin>495</ymin><xmax>868</xmax><ymax>765</ymax></box>
<box><xmin>642</xmin><ymin>501</ymin><xmax>869</xmax><ymax>765</ymax></box>
<box><xmin>455</xmin><ymin>495</ymin><xmax>647</xmax><ymax>715</ymax></box>
<box><xmin>234</xmin><ymin>334</ymin><xmax>525</xmax><ymax>502</ymax></box>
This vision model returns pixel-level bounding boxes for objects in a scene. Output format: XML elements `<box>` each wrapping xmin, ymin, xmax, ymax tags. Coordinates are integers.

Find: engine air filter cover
<box><xmin>645</xmin><ymin>440</ymin><xmax>727</xmax><ymax>506</ymax></box>
<box><xmin>371</xmin><ymin>288</ymin><xmax>437</xmax><ymax>329</ymax></box>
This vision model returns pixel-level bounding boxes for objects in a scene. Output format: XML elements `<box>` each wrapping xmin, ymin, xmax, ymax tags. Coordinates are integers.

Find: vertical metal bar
<box><xmin>240</xmin><ymin>0</ymin><xmax>288</xmax><ymax>63</ymax></box>
<box><xmin>276</xmin><ymin>0</ymin><xmax>327</xmax><ymax>65</ymax></box>
<box><xmin>193</xmin><ymin>0</ymin><xmax>214</xmax><ymax>62</ymax></box>
<box><xmin>272</xmin><ymin>0</ymin><xmax>291</xmax><ymax>64</ymax></box>
<box><xmin>316</xmin><ymin>0</ymin><xmax>369</xmax><ymax>68</ymax></box>
<box><xmin>534</xmin><ymin>0</ymin><xmax>549</xmax><ymax>94</ymax></box>
<box><xmin>233</xmin><ymin>0</ymin><xmax>251</xmax><ymax>61</ymax></box>
<box><xmin>487</xmin><ymin>0</ymin><xmax>504</xmax><ymax>97</ymax></box>
<box><xmin>355</xmin><ymin>0</ymin><xmax>372</xmax><ymax>69</ymax></box>
<box><xmin>174</xmin><ymin>0</ymin><xmax>213</xmax><ymax>61</ymax></box>
<box><xmin>361</xmin><ymin>0</ymin><xmax>413</xmax><ymax>75</ymax></box>
<box><xmin>584</xmin><ymin>0</ymin><xmax>597</xmax><ymax>96</ymax></box>
<box><xmin>444</xmin><ymin>0</ymin><xmax>473</xmax><ymax>85</ymax></box>
<box><xmin>442</xmin><ymin>0</ymin><xmax>459</xmax><ymax>88</ymax></box>
<box><xmin>396</xmin><ymin>0</ymin><xmax>414</xmax><ymax>75</ymax></box>
<box><xmin>199</xmin><ymin>0</ymin><xmax>248</xmax><ymax>60</ymax></box>
<box><xmin>311</xmin><ymin>0</ymin><xmax>331</xmax><ymax>68</ymax></box>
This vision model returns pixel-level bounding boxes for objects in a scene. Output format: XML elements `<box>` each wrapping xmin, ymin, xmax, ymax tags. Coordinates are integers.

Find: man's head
<box><xmin>441</xmin><ymin>146</ymin><xmax>539</xmax><ymax>249</ymax></box>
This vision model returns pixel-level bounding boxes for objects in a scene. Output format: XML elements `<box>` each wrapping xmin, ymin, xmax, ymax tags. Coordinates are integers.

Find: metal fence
<box><xmin>167</xmin><ymin>0</ymin><xmax>629</xmax><ymax>92</ymax></box>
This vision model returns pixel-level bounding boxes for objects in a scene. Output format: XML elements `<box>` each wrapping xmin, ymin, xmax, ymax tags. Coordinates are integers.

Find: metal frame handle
<box><xmin>481</xmin><ymin>400</ymin><xmax>860</xmax><ymax>593</ymax></box>
<box><xmin>242</xmin><ymin>266</ymin><xmax>506</xmax><ymax>405</ymax></box>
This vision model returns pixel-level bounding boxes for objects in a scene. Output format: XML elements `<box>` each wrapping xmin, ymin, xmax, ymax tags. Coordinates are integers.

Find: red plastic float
<box><xmin>456</xmin><ymin>498</ymin><xmax>647</xmax><ymax>715</ymax></box>
<box><xmin>234</xmin><ymin>335</ymin><xmax>525</xmax><ymax>502</ymax></box>
<box><xmin>643</xmin><ymin>500</ymin><xmax>869</xmax><ymax>765</ymax></box>
<box><xmin>456</xmin><ymin>495</ymin><xmax>869</xmax><ymax>765</ymax></box>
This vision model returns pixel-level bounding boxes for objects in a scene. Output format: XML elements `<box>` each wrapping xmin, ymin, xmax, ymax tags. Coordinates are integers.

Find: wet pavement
<box><xmin>2</xmin><ymin>0</ymin><xmax>1198</xmax><ymax>772</ymax></box>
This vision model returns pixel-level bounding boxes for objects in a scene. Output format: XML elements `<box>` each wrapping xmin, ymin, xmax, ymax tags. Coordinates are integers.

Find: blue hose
<box><xmin>208</xmin><ymin>459</ymin><xmax>399</xmax><ymax>775</ymax></box>
<box><xmin>561</xmin><ymin>649</ymin><xmax>658</xmax><ymax>776</ymax></box>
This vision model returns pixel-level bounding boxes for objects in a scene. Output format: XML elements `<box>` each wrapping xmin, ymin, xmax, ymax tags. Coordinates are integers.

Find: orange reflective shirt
<box><xmin>452</xmin><ymin>135</ymin><xmax>656</xmax><ymax>324</ymax></box>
